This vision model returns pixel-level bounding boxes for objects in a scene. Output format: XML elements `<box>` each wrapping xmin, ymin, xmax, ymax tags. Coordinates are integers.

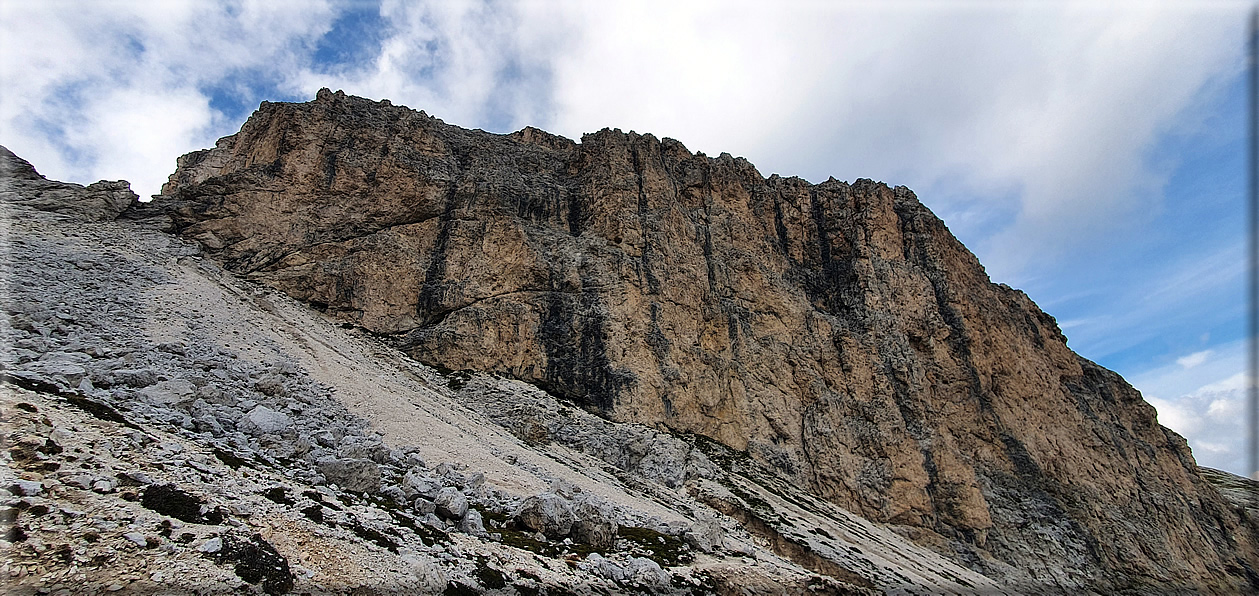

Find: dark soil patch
<box><xmin>140</xmin><ymin>483</ymin><xmax>224</xmax><ymax>525</ymax></box>
<box><xmin>212</xmin><ymin>533</ymin><xmax>294</xmax><ymax>595</ymax></box>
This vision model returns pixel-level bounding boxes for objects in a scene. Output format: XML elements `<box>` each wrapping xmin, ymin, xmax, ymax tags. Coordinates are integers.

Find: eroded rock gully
<box><xmin>115</xmin><ymin>88</ymin><xmax>1259</xmax><ymax>591</ymax></box>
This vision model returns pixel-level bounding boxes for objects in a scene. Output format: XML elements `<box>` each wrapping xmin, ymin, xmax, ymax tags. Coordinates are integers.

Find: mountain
<box><xmin>2</xmin><ymin>88</ymin><xmax>1256</xmax><ymax>594</ymax></box>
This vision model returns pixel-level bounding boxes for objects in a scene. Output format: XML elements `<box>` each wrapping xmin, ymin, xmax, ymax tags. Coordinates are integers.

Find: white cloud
<box><xmin>537</xmin><ymin>1</ymin><xmax>1249</xmax><ymax>281</ymax></box>
<box><xmin>4</xmin><ymin>0</ymin><xmax>1247</xmax><ymax>249</ymax></box>
<box><xmin>0</xmin><ymin>0</ymin><xmax>337</xmax><ymax>198</ymax></box>
<box><xmin>1177</xmin><ymin>350</ymin><xmax>1213</xmax><ymax>370</ymax></box>
<box><xmin>1146</xmin><ymin>396</ymin><xmax>1205</xmax><ymax>438</ymax></box>
<box><xmin>286</xmin><ymin>1</ymin><xmax>575</xmax><ymax>133</ymax></box>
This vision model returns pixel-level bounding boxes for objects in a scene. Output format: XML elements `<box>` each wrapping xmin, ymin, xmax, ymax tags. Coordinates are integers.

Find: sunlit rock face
<box><xmin>155</xmin><ymin>89</ymin><xmax>1259</xmax><ymax>592</ymax></box>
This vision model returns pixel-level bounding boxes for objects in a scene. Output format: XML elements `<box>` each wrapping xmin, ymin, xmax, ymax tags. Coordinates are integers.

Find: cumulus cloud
<box><xmin>6</xmin><ymin>1</ymin><xmax>1247</xmax><ymax>256</ymax></box>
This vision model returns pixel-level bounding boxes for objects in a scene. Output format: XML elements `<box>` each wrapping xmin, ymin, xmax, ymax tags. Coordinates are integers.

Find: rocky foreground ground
<box><xmin>0</xmin><ymin>150</ymin><xmax>1012</xmax><ymax>594</ymax></box>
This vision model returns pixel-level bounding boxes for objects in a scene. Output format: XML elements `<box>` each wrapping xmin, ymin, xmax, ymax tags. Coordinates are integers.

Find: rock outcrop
<box><xmin>149</xmin><ymin>90</ymin><xmax>1258</xmax><ymax>591</ymax></box>
<box><xmin>0</xmin><ymin>146</ymin><xmax>138</xmax><ymax>221</ymax></box>
<box><xmin>11</xmin><ymin>147</ymin><xmax>968</xmax><ymax>594</ymax></box>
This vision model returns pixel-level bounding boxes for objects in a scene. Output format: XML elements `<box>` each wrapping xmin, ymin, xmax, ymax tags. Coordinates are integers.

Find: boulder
<box><xmin>514</xmin><ymin>493</ymin><xmax>575</xmax><ymax>539</ymax></box>
<box><xmin>433</xmin><ymin>487</ymin><xmax>468</xmax><ymax>520</ymax></box>
<box><xmin>570</xmin><ymin>499</ymin><xmax>618</xmax><ymax>549</ymax></box>
<box><xmin>459</xmin><ymin>508</ymin><xmax>486</xmax><ymax>536</ymax></box>
<box><xmin>684</xmin><ymin>511</ymin><xmax>724</xmax><ymax>553</ymax></box>
<box><xmin>316</xmin><ymin>458</ymin><xmax>381</xmax><ymax>493</ymax></box>
<box><xmin>242</xmin><ymin>405</ymin><xmax>292</xmax><ymax>436</ymax></box>
<box><xmin>403</xmin><ymin>469</ymin><xmax>442</xmax><ymax>499</ymax></box>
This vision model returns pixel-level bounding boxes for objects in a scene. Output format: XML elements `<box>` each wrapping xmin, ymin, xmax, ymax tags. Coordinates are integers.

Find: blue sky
<box><xmin>2</xmin><ymin>0</ymin><xmax>1253</xmax><ymax>474</ymax></box>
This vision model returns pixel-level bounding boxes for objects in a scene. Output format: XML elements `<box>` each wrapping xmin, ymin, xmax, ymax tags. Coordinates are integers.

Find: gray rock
<box><xmin>626</xmin><ymin>557</ymin><xmax>670</xmax><ymax>588</ymax></box>
<box><xmin>242</xmin><ymin>405</ymin><xmax>292</xmax><ymax>436</ymax></box>
<box><xmin>22</xmin><ymin>360</ymin><xmax>86</xmax><ymax>388</ymax></box>
<box><xmin>422</xmin><ymin>513</ymin><xmax>445</xmax><ymax>529</ymax></box>
<box><xmin>571</xmin><ymin>499</ymin><xmax>618</xmax><ymax>549</ymax></box>
<box><xmin>514</xmin><ymin>493</ymin><xmax>576</xmax><ymax>539</ymax></box>
<box><xmin>434</xmin><ymin>487</ymin><xmax>468</xmax><ymax>520</ymax></box>
<box><xmin>197</xmin><ymin>537</ymin><xmax>223</xmax><ymax>553</ymax></box>
<box><xmin>11</xmin><ymin>479</ymin><xmax>43</xmax><ymax>496</ymax></box>
<box><xmin>113</xmin><ymin>368</ymin><xmax>158</xmax><ymax>388</ymax></box>
<box><xmin>684</xmin><ymin>511</ymin><xmax>724</xmax><ymax>552</ymax></box>
<box><xmin>140</xmin><ymin>379</ymin><xmax>196</xmax><ymax>406</ymax></box>
<box><xmin>336</xmin><ymin>443</ymin><xmax>369</xmax><ymax>460</ymax></box>
<box><xmin>379</xmin><ymin>485</ymin><xmax>407</xmax><ymax>504</ymax></box>
<box><xmin>403</xmin><ymin>469</ymin><xmax>442</xmax><ymax>499</ymax></box>
<box><xmin>253</xmin><ymin>374</ymin><xmax>287</xmax><ymax>397</ymax></box>
<box><xmin>63</xmin><ymin>475</ymin><xmax>95</xmax><ymax>489</ymax></box>
<box><xmin>316</xmin><ymin>458</ymin><xmax>381</xmax><ymax>493</ymax></box>
<box><xmin>413</xmin><ymin>498</ymin><xmax>436</xmax><ymax>516</ymax></box>
<box><xmin>123</xmin><ymin>532</ymin><xmax>148</xmax><ymax>547</ymax></box>
<box><xmin>401</xmin><ymin>554</ymin><xmax>446</xmax><ymax>592</ymax></box>
<box><xmin>459</xmin><ymin>508</ymin><xmax>485</xmax><ymax>536</ymax></box>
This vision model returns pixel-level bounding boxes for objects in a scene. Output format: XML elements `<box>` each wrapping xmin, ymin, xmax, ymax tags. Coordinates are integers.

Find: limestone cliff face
<box><xmin>153</xmin><ymin>89</ymin><xmax>1258</xmax><ymax>591</ymax></box>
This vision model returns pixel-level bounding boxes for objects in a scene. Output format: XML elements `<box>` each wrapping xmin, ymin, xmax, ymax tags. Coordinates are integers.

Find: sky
<box><xmin>2</xmin><ymin>0</ymin><xmax>1254</xmax><ymax>475</ymax></box>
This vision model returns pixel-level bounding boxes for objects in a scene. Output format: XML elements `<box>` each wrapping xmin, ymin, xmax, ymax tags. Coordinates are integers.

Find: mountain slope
<box><xmin>3</xmin><ymin>145</ymin><xmax>1007</xmax><ymax>594</ymax></box>
<box><xmin>149</xmin><ymin>89</ymin><xmax>1257</xmax><ymax>592</ymax></box>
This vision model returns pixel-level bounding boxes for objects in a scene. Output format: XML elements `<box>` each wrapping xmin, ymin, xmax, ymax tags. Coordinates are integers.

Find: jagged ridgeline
<box><xmin>151</xmin><ymin>88</ymin><xmax>1258</xmax><ymax>590</ymax></box>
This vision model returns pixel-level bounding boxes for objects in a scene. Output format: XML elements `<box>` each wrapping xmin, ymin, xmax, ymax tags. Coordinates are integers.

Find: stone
<box><xmin>403</xmin><ymin>469</ymin><xmax>441</xmax><ymax>499</ymax></box>
<box><xmin>316</xmin><ymin>458</ymin><xmax>380</xmax><ymax>493</ymax></box>
<box><xmin>0</xmin><ymin>147</ymin><xmax>137</xmax><ymax>221</ymax></box>
<box><xmin>413</xmin><ymin>498</ymin><xmax>436</xmax><ymax>516</ymax></box>
<box><xmin>139</xmin><ymin>379</ymin><xmax>196</xmax><ymax>406</ymax></box>
<box><xmin>684</xmin><ymin>512</ymin><xmax>724</xmax><ymax>553</ymax></box>
<box><xmin>626</xmin><ymin>557</ymin><xmax>669</xmax><ymax>588</ymax></box>
<box><xmin>64</xmin><ymin>475</ymin><xmax>94</xmax><ymax>489</ymax></box>
<box><xmin>112</xmin><ymin>369</ymin><xmax>158</xmax><ymax>388</ymax></box>
<box><xmin>21</xmin><ymin>360</ymin><xmax>86</xmax><ymax>388</ymax></box>
<box><xmin>379</xmin><ymin>485</ymin><xmax>407</xmax><ymax>504</ymax></box>
<box><xmin>514</xmin><ymin>493</ymin><xmax>575</xmax><ymax>539</ymax></box>
<box><xmin>11</xmin><ymin>479</ymin><xmax>43</xmax><ymax>496</ymax></box>
<box><xmin>253</xmin><ymin>375</ymin><xmax>286</xmax><ymax>397</ymax></box>
<box><xmin>459</xmin><ymin>508</ymin><xmax>485</xmax><ymax>536</ymax></box>
<box><xmin>123</xmin><ymin>532</ymin><xmax>148</xmax><ymax>547</ymax></box>
<box><xmin>242</xmin><ymin>405</ymin><xmax>292</xmax><ymax>436</ymax></box>
<box><xmin>570</xmin><ymin>499</ymin><xmax>617</xmax><ymax>550</ymax></box>
<box><xmin>433</xmin><ymin>487</ymin><xmax>467</xmax><ymax>520</ymax></box>
<box><xmin>197</xmin><ymin>537</ymin><xmax>223</xmax><ymax>553</ymax></box>
<box><xmin>401</xmin><ymin>554</ymin><xmax>447</xmax><ymax>592</ymax></box>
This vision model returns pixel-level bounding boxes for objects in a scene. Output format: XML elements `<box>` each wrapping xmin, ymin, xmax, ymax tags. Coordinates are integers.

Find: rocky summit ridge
<box><xmin>0</xmin><ymin>88</ymin><xmax>1256</xmax><ymax>594</ymax></box>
